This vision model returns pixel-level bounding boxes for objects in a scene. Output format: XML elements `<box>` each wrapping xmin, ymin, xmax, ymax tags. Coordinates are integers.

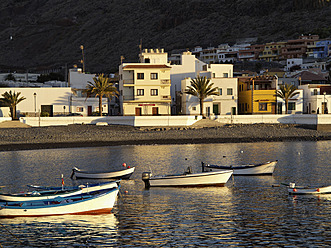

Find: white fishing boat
<box><xmin>1</xmin><ymin>181</ymin><xmax>119</xmax><ymax>202</ymax></box>
<box><xmin>0</xmin><ymin>187</ymin><xmax>119</xmax><ymax>218</ymax></box>
<box><xmin>287</xmin><ymin>183</ymin><xmax>331</xmax><ymax>195</ymax></box>
<box><xmin>71</xmin><ymin>165</ymin><xmax>135</xmax><ymax>179</ymax></box>
<box><xmin>142</xmin><ymin>167</ymin><xmax>233</xmax><ymax>188</ymax></box>
<box><xmin>203</xmin><ymin>160</ymin><xmax>278</xmax><ymax>176</ymax></box>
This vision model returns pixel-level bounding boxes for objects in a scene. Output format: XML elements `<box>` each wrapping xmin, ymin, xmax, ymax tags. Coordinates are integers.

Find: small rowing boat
<box><xmin>1</xmin><ymin>181</ymin><xmax>119</xmax><ymax>202</ymax></box>
<box><xmin>71</xmin><ymin>164</ymin><xmax>135</xmax><ymax>179</ymax></box>
<box><xmin>202</xmin><ymin>160</ymin><xmax>278</xmax><ymax>176</ymax></box>
<box><xmin>0</xmin><ymin>187</ymin><xmax>119</xmax><ymax>218</ymax></box>
<box><xmin>142</xmin><ymin>166</ymin><xmax>233</xmax><ymax>188</ymax></box>
<box><xmin>287</xmin><ymin>182</ymin><xmax>331</xmax><ymax>195</ymax></box>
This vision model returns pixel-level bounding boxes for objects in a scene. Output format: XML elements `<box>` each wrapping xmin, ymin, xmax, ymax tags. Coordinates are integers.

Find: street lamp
<box><xmin>33</xmin><ymin>93</ymin><xmax>37</xmax><ymax>116</ymax></box>
<box><xmin>80</xmin><ymin>45</ymin><xmax>85</xmax><ymax>73</ymax></box>
<box><xmin>324</xmin><ymin>92</ymin><xmax>326</xmax><ymax>114</ymax></box>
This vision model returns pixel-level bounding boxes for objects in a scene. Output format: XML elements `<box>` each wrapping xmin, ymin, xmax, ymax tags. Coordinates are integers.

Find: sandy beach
<box><xmin>0</xmin><ymin>120</ymin><xmax>330</xmax><ymax>151</ymax></box>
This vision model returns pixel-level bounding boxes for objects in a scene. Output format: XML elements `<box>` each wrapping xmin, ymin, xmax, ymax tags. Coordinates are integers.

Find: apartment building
<box><xmin>299</xmin><ymin>84</ymin><xmax>331</xmax><ymax>114</ymax></box>
<box><xmin>306</xmin><ymin>39</ymin><xmax>331</xmax><ymax>59</ymax></box>
<box><xmin>238</xmin><ymin>76</ymin><xmax>278</xmax><ymax>114</ymax></box>
<box><xmin>181</xmin><ymin>64</ymin><xmax>238</xmax><ymax>116</ymax></box>
<box><xmin>259</xmin><ymin>42</ymin><xmax>286</xmax><ymax>61</ymax></box>
<box><xmin>119</xmin><ymin>49</ymin><xmax>172</xmax><ymax>116</ymax></box>
<box><xmin>281</xmin><ymin>35</ymin><xmax>319</xmax><ymax>59</ymax></box>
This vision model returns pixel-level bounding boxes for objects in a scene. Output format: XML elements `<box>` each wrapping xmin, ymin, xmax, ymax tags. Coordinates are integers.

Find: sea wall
<box><xmin>20</xmin><ymin>114</ymin><xmax>331</xmax><ymax>128</ymax></box>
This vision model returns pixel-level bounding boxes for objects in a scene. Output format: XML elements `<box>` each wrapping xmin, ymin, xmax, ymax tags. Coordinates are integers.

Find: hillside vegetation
<box><xmin>0</xmin><ymin>0</ymin><xmax>330</xmax><ymax>73</ymax></box>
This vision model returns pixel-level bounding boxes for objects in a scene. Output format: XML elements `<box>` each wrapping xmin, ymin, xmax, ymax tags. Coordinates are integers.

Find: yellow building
<box><xmin>119</xmin><ymin>49</ymin><xmax>171</xmax><ymax>116</ymax></box>
<box><xmin>259</xmin><ymin>42</ymin><xmax>286</xmax><ymax>61</ymax></box>
<box><xmin>238</xmin><ymin>76</ymin><xmax>278</xmax><ymax>114</ymax></box>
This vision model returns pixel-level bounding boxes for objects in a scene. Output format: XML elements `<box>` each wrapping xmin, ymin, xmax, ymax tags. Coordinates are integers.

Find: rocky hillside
<box><xmin>0</xmin><ymin>0</ymin><xmax>330</xmax><ymax>74</ymax></box>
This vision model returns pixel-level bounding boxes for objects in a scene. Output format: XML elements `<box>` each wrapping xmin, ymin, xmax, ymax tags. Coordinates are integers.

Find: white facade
<box><xmin>276</xmin><ymin>88</ymin><xmax>304</xmax><ymax>114</ymax></box>
<box><xmin>299</xmin><ymin>84</ymin><xmax>331</xmax><ymax>114</ymax></box>
<box><xmin>180</xmin><ymin>64</ymin><xmax>238</xmax><ymax>116</ymax></box>
<box><xmin>0</xmin><ymin>87</ymin><xmax>107</xmax><ymax>117</ymax></box>
<box><xmin>0</xmin><ymin>72</ymin><xmax>40</xmax><ymax>82</ymax></box>
<box><xmin>69</xmin><ymin>68</ymin><xmax>95</xmax><ymax>90</ymax></box>
<box><xmin>170</xmin><ymin>51</ymin><xmax>206</xmax><ymax>113</ymax></box>
<box><xmin>119</xmin><ymin>49</ymin><xmax>172</xmax><ymax>116</ymax></box>
<box><xmin>286</xmin><ymin>58</ymin><xmax>303</xmax><ymax>71</ymax></box>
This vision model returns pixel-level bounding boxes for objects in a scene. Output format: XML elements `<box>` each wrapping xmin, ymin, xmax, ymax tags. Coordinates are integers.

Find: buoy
<box><xmin>317</xmin><ymin>188</ymin><xmax>320</xmax><ymax>192</ymax></box>
<box><xmin>122</xmin><ymin>163</ymin><xmax>127</xmax><ymax>167</ymax></box>
<box><xmin>127</xmin><ymin>166</ymin><xmax>130</xmax><ymax>169</ymax></box>
<box><xmin>125</xmin><ymin>190</ymin><xmax>128</xmax><ymax>194</ymax></box>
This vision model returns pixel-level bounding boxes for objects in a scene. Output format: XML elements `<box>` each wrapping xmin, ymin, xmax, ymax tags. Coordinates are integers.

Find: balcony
<box><xmin>123</xmin><ymin>79</ymin><xmax>134</xmax><ymax>84</ymax></box>
<box><xmin>123</xmin><ymin>96</ymin><xmax>135</xmax><ymax>100</ymax></box>
<box><xmin>161</xmin><ymin>80</ymin><xmax>171</xmax><ymax>85</ymax></box>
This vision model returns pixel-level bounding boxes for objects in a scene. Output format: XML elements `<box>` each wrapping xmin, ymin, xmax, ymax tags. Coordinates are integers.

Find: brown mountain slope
<box><xmin>0</xmin><ymin>0</ymin><xmax>330</xmax><ymax>73</ymax></box>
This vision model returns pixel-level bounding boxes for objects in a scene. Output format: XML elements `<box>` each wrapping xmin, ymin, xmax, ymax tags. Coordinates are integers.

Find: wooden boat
<box><xmin>142</xmin><ymin>167</ymin><xmax>233</xmax><ymax>188</ymax></box>
<box><xmin>0</xmin><ymin>187</ymin><xmax>119</xmax><ymax>218</ymax></box>
<box><xmin>27</xmin><ymin>180</ymin><xmax>119</xmax><ymax>191</ymax></box>
<box><xmin>1</xmin><ymin>181</ymin><xmax>119</xmax><ymax>202</ymax></box>
<box><xmin>287</xmin><ymin>182</ymin><xmax>331</xmax><ymax>195</ymax></box>
<box><xmin>202</xmin><ymin>160</ymin><xmax>278</xmax><ymax>176</ymax></box>
<box><xmin>71</xmin><ymin>166</ymin><xmax>135</xmax><ymax>179</ymax></box>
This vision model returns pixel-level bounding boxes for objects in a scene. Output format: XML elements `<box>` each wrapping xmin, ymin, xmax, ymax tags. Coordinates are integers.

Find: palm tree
<box><xmin>84</xmin><ymin>74</ymin><xmax>119</xmax><ymax>116</ymax></box>
<box><xmin>0</xmin><ymin>90</ymin><xmax>26</xmax><ymax>120</ymax></box>
<box><xmin>275</xmin><ymin>83</ymin><xmax>300</xmax><ymax>114</ymax></box>
<box><xmin>184</xmin><ymin>76</ymin><xmax>218</xmax><ymax>117</ymax></box>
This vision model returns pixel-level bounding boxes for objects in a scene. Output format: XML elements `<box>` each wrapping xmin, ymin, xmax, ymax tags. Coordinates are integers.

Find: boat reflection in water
<box><xmin>0</xmin><ymin>213</ymin><xmax>119</xmax><ymax>247</ymax></box>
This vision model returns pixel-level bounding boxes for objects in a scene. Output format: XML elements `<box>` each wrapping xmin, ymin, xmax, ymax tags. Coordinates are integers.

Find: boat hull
<box><xmin>0</xmin><ymin>187</ymin><xmax>119</xmax><ymax>218</ymax></box>
<box><xmin>0</xmin><ymin>181</ymin><xmax>119</xmax><ymax>202</ymax></box>
<box><xmin>145</xmin><ymin>170</ymin><xmax>233</xmax><ymax>187</ymax></box>
<box><xmin>73</xmin><ymin>167</ymin><xmax>135</xmax><ymax>179</ymax></box>
<box><xmin>205</xmin><ymin>161</ymin><xmax>277</xmax><ymax>176</ymax></box>
<box><xmin>288</xmin><ymin>185</ymin><xmax>331</xmax><ymax>195</ymax></box>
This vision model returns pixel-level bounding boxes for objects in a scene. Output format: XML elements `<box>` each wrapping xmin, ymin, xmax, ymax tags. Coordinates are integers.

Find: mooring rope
<box><xmin>0</xmin><ymin>222</ymin><xmax>23</xmax><ymax>245</ymax></box>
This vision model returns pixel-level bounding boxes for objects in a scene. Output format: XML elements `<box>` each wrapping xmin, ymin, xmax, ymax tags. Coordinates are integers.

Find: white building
<box><xmin>170</xmin><ymin>51</ymin><xmax>206</xmax><ymax>114</ymax></box>
<box><xmin>119</xmin><ymin>49</ymin><xmax>172</xmax><ymax>116</ymax></box>
<box><xmin>299</xmin><ymin>84</ymin><xmax>331</xmax><ymax>114</ymax></box>
<box><xmin>0</xmin><ymin>87</ymin><xmax>107</xmax><ymax>117</ymax></box>
<box><xmin>180</xmin><ymin>64</ymin><xmax>238</xmax><ymax>116</ymax></box>
<box><xmin>69</xmin><ymin>68</ymin><xmax>95</xmax><ymax>91</ymax></box>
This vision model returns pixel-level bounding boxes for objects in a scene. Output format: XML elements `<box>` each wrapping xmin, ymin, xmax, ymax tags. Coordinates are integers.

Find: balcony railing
<box><xmin>123</xmin><ymin>96</ymin><xmax>135</xmax><ymax>100</ymax></box>
<box><xmin>123</xmin><ymin>79</ymin><xmax>134</xmax><ymax>84</ymax></box>
<box><xmin>161</xmin><ymin>80</ymin><xmax>171</xmax><ymax>85</ymax></box>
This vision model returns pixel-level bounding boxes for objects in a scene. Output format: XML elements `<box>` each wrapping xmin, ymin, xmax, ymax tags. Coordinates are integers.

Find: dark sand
<box><xmin>0</xmin><ymin>123</ymin><xmax>330</xmax><ymax>151</ymax></box>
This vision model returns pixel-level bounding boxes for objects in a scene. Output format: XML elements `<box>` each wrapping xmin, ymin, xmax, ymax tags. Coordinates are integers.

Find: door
<box><xmin>213</xmin><ymin>104</ymin><xmax>219</xmax><ymax>115</ymax></box>
<box><xmin>88</xmin><ymin>106</ymin><xmax>92</xmax><ymax>116</ymax></box>
<box><xmin>41</xmin><ymin>105</ymin><xmax>53</xmax><ymax>117</ymax></box>
<box><xmin>277</xmin><ymin>102</ymin><xmax>282</xmax><ymax>114</ymax></box>
<box><xmin>152</xmin><ymin>107</ymin><xmax>159</xmax><ymax>116</ymax></box>
<box><xmin>135</xmin><ymin>107</ymin><xmax>141</xmax><ymax>116</ymax></box>
<box><xmin>231</xmin><ymin>107</ymin><xmax>236</xmax><ymax>115</ymax></box>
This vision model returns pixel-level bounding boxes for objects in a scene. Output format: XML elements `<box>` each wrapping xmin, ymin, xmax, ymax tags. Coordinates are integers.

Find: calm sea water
<box><xmin>0</xmin><ymin>141</ymin><xmax>330</xmax><ymax>247</ymax></box>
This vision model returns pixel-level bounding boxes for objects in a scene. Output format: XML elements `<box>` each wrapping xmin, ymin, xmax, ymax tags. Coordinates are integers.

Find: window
<box><xmin>288</xmin><ymin>102</ymin><xmax>296</xmax><ymax>110</ymax></box>
<box><xmin>151</xmin><ymin>73</ymin><xmax>158</xmax><ymax>80</ymax></box>
<box><xmin>137</xmin><ymin>73</ymin><xmax>144</xmax><ymax>79</ymax></box>
<box><xmin>223</xmin><ymin>73</ymin><xmax>228</xmax><ymax>78</ymax></box>
<box><xmin>77</xmin><ymin>107</ymin><xmax>84</xmax><ymax>112</ymax></box>
<box><xmin>192</xmin><ymin>107</ymin><xmax>196</xmax><ymax>111</ymax></box>
<box><xmin>151</xmin><ymin>89</ymin><xmax>158</xmax><ymax>96</ymax></box>
<box><xmin>137</xmin><ymin>89</ymin><xmax>144</xmax><ymax>96</ymax></box>
<box><xmin>218</xmin><ymin>88</ymin><xmax>222</xmax><ymax>95</ymax></box>
<box><xmin>313</xmin><ymin>89</ymin><xmax>318</xmax><ymax>95</ymax></box>
<box><xmin>259</xmin><ymin>103</ymin><xmax>268</xmax><ymax>111</ymax></box>
<box><xmin>227</xmin><ymin>88</ymin><xmax>233</xmax><ymax>95</ymax></box>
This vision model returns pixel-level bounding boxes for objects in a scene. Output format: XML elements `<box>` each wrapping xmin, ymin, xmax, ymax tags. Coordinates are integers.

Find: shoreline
<box><xmin>0</xmin><ymin>123</ymin><xmax>330</xmax><ymax>151</ymax></box>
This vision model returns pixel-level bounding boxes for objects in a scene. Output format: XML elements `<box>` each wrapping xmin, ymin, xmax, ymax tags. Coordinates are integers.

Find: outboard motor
<box><xmin>142</xmin><ymin>172</ymin><xmax>152</xmax><ymax>189</ymax></box>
